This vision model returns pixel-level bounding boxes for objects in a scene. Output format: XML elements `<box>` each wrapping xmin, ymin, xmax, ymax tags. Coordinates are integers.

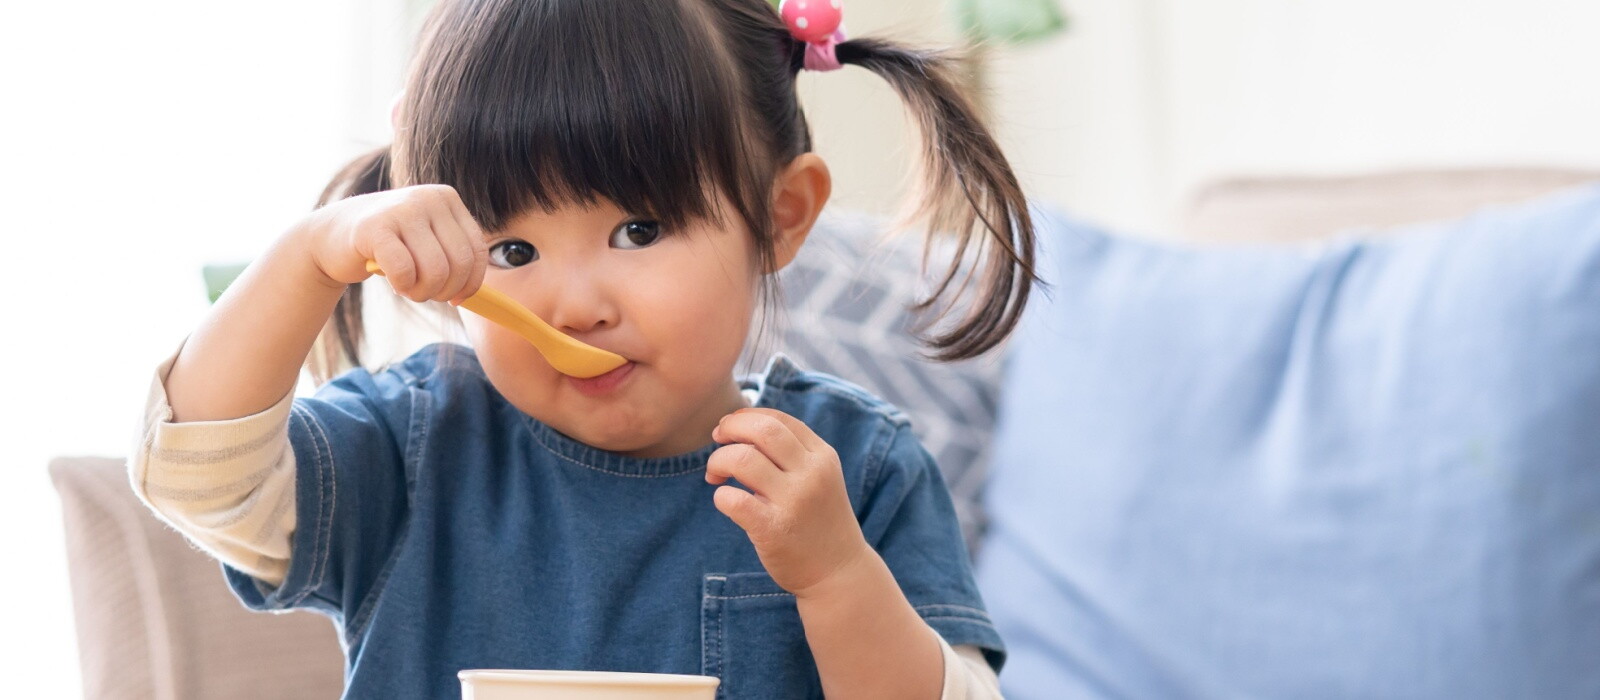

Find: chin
<box><xmin>546</xmin><ymin>407</ymin><xmax>669</xmax><ymax>454</ymax></box>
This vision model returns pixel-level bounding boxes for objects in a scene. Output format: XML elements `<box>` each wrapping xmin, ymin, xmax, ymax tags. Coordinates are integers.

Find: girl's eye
<box><xmin>488</xmin><ymin>239</ymin><xmax>538</xmax><ymax>268</ymax></box>
<box><xmin>610</xmin><ymin>220</ymin><xmax>662</xmax><ymax>250</ymax></box>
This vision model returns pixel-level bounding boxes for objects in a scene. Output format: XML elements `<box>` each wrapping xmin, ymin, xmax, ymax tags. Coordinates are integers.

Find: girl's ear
<box><xmin>390</xmin><ymin>90</ymin><xmax>406</xmax><ymax>134</ymax></box>
<box><xmin>768</xmin><ymin>153</ymin><xmax>832</xmax><ymax>272</ymax></box>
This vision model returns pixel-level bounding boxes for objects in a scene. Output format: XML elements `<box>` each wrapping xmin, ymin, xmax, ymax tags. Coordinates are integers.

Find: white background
<box><xmin>983</xmin><ymin>0</ymin><xmax>1600</xmax><ymax>234</ymax></box>
<box><xmin>0</xmin><ymin>0</ymin><xmax>418</xmax><ymax>693</ymax></box>
<box><xmin>809</xmin><ymin>0</ymin><xmax>1600</xmax><ymax>235</ymax></box>
<box><xmin>3</xmin><ymin>0</ymin><xmax>1599</xmax><ymax>694</ymax></box>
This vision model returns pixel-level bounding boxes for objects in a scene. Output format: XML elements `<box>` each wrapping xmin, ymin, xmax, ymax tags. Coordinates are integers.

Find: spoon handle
<box><xmin>361</xmin><ymin>261</ymin><xmax>627</xmax><ymax>378</ymax></box>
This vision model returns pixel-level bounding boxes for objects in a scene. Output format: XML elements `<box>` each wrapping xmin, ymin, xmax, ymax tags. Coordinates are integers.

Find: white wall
<box><xmin>0</xmin><ymin>0</ymin><xmax>418</xmax><ymax>692</ymax></box>
<box><xmin>986</xmin><ymin>0</ymin><xmax>1600</xmax><ymax>235</ymax></box>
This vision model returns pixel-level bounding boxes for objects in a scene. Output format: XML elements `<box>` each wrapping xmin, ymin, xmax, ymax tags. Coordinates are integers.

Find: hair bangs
<box><xmin>401</xmin><ymin>0</ymin><xmax>755</xmax><ymax>232</ymax></box>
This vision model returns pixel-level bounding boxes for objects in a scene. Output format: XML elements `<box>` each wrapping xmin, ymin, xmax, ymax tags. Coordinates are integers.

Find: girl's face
<box><xmin>463</xmin><ymin>196</ymin><xmax>761</xmax><ymax>458</ymax></box>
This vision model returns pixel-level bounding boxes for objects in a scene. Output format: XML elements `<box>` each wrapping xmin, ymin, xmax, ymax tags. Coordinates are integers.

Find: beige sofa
<box><xmin>51</xmin><ymin>457</ymin><xmax>343</xmax><ymax>700</ymax></box>
<box><xmin>51</xmin><ymin>168</ymin><xmax>1600</xmax><ymax>699</ymax></box>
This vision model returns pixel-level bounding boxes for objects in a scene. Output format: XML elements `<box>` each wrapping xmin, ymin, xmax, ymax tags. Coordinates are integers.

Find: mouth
<box><xmin>566</xmin><ymin>360</ymin><xmax>636</xmax><ymax>397</ymax></box>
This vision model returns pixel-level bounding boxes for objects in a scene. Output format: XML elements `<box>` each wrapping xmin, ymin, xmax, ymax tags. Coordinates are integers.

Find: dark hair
<box><xmin>317</xmin><ymin>0</ymin><xmax>1037</xmax><ymax>370</ymax></box>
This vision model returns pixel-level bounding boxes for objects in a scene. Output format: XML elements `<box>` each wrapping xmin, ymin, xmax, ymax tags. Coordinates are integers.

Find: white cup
<box><xmin>459</xmin><ymin>670</ymin><xmax>720</xmax><ymax>700</ymax></box>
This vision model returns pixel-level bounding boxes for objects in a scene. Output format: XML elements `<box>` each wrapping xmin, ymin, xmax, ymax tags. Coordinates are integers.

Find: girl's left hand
<box><xmin>707</xmin><ymin>408</ymin><xmax>872</xmax><ymax>598</ymax></box>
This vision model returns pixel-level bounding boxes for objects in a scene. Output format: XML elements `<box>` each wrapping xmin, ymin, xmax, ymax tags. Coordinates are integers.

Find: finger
<box><xmin>437</xmin><ymin>190</ymin><xmax>488</xmax><ymax>306</ymax></box>
<box><xmin>440</xmin><ymin>187</ymin><xmax>487</xmax><ymax>251</ymax></box>
<box><xmin>713</xmin><ymin>411</ymin><xmax>811</xmax><ymax>472</ymax></box>
<box><xmin>739</xmin><ymin>408</ymin><xmax>832</xmax><ymax>453</ymax></box>
<box><xmin>712</xmin><ymin>484</ymin><xmax>769</xmax><ymax>533</ymax></box>
<box><xmin>705</xmin><ymin>443</ymin><xmax>783</xmax><ymax>495</ymax></box>
<box><xmin>448</xmin><ymin>198</ymin><xmax>489</xmax><ymax>305</ymax></box>
<box><xmin>431</xmin><ymin>193</ymin><xmax>483</xmax><ymax>304</ymax></box>
<box><xmin>452</xmin><ymin>231</ymin><xmax>488</xmax><ymax>306</ymax></box>
<box><xmin>450</xmin><ymin>254</ymin><xmax>488</xmax><ymax>307</ymax></box>
<box><xmin>434</xmin><ymin>220</ymin><xmax>477</xmax><ymax>305</ymax></box>
<box><xmin>397</xmin><ymin>219</ymin><xmax>450</xmax><ymax>301</ymax></box>
<box><xmin>369</xmin><ymin>235</ymin><xmax>416</xmax><ymax>291</ymax></box>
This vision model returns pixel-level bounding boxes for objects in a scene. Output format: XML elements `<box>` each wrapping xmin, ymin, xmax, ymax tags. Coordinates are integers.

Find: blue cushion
<box><xmin>978</xmin><ymin>188</ymin><xmax>1600</xmax><ymax>698</ymax></box>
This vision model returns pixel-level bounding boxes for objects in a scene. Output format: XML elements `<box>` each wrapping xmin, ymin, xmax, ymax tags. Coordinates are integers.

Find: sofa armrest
<box><xmin>50</xmin><ymin>456</ymin><xmax>344</xmax><ymax>699</ymax></box>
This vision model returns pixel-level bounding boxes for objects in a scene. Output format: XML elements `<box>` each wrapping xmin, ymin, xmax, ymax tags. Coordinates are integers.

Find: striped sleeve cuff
<box><xmin>128</xmin><ymin>345</ymin><xmax>298</xmax><ymax>586</ymax></box>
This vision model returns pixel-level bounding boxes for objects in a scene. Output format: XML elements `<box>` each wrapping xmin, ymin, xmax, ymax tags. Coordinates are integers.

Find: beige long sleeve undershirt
<box><xmin>129</xmin><ymin>351</ymin><xmax>1002</xmax><ymax>698</ymax></box>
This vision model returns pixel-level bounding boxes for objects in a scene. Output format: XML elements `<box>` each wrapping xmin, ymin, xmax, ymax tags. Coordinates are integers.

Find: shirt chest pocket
<box><xmin>701</xmin><ymin>573</ymin><xmax>823</xmax><ymax>700</ymax></box>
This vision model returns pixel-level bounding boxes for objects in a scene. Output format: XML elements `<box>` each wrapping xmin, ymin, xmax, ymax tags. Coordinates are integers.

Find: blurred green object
<box><xmin>954</xmin><ymin>0</ymin><xmax>1066</xmax><ymax>44</ymax></box>
<box><xmin>203</xmin><ymin>263</ymin><xmax>249</xmax><ymax>304</ymax></box>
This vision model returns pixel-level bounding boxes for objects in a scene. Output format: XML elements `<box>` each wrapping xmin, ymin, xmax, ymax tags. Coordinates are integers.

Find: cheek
<box><xmin>461</xmin><ymin>315</ymin><xmax>558</xmax><ymax>387</ymax></box>
<box><xmin>460</xmin><ymin>314</ymin><xmax>503</xmax><ymax>358</ymax></box>
<box><xmin>629</xmin><ymin>252</ymin><xmax>759</xmax><ymax>371</ymax></box>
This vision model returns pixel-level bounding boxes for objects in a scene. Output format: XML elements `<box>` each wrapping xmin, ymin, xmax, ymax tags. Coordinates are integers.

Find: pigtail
<box><xmin>833</xmin><ymin>38</ymin><xmax>1039</xmax><ymax>361</ymax></box>
<box><xmin>307</xmin><ymin>146</ymin><xmax>393</xmax><ymax>383</ymax></box>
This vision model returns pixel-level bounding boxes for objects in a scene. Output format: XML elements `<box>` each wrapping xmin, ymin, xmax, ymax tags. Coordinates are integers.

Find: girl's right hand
<box><xmin>300</xmin><ymin>184</ymin><xmax>489</xmax><ymax>306</ymax></box>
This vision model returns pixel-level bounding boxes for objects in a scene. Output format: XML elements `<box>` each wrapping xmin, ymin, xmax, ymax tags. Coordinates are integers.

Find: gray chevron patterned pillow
<box><xmin>745</xmin><ymin>211</ymin><xmax>1006</xmax><ymax>551</ymax></box>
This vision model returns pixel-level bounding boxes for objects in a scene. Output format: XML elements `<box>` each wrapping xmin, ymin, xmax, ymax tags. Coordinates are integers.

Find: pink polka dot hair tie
<box><xmin>780</xmin><ymin>0</ymin><xmax>846</xmax><ymax>72</ymax></box>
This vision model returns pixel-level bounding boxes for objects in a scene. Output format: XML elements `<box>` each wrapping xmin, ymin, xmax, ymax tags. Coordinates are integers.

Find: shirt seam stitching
<box><xmin>521</xmin><ymin>422</ymin><xmax>708</xmax><ymax>478</ymax></box>
<box><xmin>283</xmin><ymin>405</ymin><xmax>333</xmax><ymax>607</ymax></box>
<box><xmin>921</xmin><ymin>615</ymin><xmax>1002</xmax><ymax>635</ymax></box>
<box><xmin>704</xmin><ymin>593</ymin><xmax>796</xmax><ymax>600</ymax></box>
<box><xmin>913</xmin><ymin>604</ymin><xmax>992</xmax><ymax>619</ymax></box>
<box><xmin>860</xmin><ymin>419</ymin><xmax>900</xmax><ymax>517</ymax></box>
<box><xmin>345</xmin><ymin>388</ymin><xmax>426</xmax><ymax>641</ymax></box>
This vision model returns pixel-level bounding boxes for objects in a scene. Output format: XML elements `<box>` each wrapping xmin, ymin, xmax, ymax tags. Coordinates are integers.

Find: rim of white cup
<box><xmin>458</xmin><ymin>670</ymin><xmax>720</xmax><ymax>687</ymax></box>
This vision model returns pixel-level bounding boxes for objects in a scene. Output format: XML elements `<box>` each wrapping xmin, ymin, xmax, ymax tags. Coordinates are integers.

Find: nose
<box><xmin>536</xmin><ymin>264</ymin><xmax>620</xmax><ymax>337</ymax></box>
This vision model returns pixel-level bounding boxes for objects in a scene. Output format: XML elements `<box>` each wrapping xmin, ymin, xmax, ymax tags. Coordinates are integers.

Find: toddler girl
<box><xmin>132</xmin><ymin>0</ymin><xmax>1036</xmax><ymax>697</ymax></box>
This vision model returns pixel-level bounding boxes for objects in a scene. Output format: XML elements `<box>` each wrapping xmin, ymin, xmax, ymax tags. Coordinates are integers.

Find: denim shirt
<box><xmin>225</xmin><ymin>344</ymin><xmax>1003</xmax><ymax>699</ymax></box>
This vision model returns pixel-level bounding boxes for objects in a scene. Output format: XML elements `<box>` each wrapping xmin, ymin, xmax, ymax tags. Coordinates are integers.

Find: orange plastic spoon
<box><xmin>364</xmin><ymin>260</ymin><xmax>627</xmax><ymax>378</ymax></box>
